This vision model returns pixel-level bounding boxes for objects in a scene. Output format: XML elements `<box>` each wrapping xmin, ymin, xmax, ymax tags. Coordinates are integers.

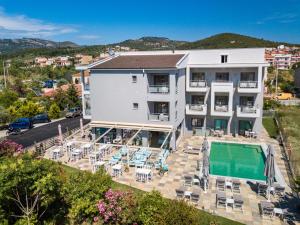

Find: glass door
<box><xmin>239</xmin><ymin>120</ymin><xmax>253</xmax><ymax>135</ymax></box>
<box><xmin>214</xmin><ymin>119</ymin><xmax>228</xmax><ymax>131</ymax></box>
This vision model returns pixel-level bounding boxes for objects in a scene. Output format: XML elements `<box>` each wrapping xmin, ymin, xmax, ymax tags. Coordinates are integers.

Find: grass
<box><xmin>277</xmin><ymin>106</ymin><xmax>300</xmax><ymax>176</ymax></box>
<box><xmin>263</xmin><ymin>117</ymin><xmax>278</xmax><ymax>138</ymax></box>
<box><xmin>59</xmin><ymin>164</ymin><xmax>242</xmax><ymax>225</ymax></box>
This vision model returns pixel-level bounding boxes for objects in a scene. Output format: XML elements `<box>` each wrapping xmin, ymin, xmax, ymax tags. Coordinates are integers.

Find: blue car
<box><xmin>9</xmin><ymin>118</ymin><xmax>33</xmax><ymax>130</ymax></box>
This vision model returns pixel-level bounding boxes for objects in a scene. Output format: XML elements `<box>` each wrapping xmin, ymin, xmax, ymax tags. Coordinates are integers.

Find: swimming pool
<box><xmin>209</xmin><ymin>142</ymin><xmax>266</xmax><ymax>181</ymax></box>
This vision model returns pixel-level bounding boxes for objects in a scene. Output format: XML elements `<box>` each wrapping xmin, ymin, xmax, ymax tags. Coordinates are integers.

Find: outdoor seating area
<box><xmin>43</xmin><ymin>127</ymin><xmax>297</xmax><ymax>225</ymax></box>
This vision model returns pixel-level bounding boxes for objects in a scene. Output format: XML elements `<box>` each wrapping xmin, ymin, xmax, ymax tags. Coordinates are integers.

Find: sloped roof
<box><xmin>90</xmin><ymin>54</ymin><xmax>185</xmax><ymax>69</ymax></box>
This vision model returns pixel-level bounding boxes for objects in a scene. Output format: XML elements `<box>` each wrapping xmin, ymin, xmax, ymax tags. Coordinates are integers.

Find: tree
<box><xmin>0</xmin><ymin>89</ymin><xmax>18</xmax><ymax>108</ymax></box>
<box><xmin>0</xmin><ymin>155</ymin><xmax>67</xmax><ymax>224</ymax></box>
<box><xmin>48</xmin><ymin>103</ymin><xmax>60</xmax><ymax>119</ymax></box>
<box><xmin>66</xmin><ymin>84</ymin><xmax>80</xmax><ymax>108</ymax></box>
<box><xmin>54</xmin><ymin>88</ymin><xmax>68</xmax><ymax>110</ymax></box>
<box><xmin>64</xmin><ymin>168</ymin><xmax>112</xmax><ymax>223</ymax></box>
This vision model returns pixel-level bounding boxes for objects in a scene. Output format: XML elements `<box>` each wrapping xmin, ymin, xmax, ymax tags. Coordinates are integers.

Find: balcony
<box><xmin>236</xmin><ymin>105</ymin><xmax>260</xmax><ymax>118</ymax></box>
<box><xmin>214</xmin><ymin>105</ymin><xmax>228</xmax><ymax>112</ymax></box>
<box><xmin>148</xmin><ymin>113</ymin><xmax>169</xmax><ymax>121</ymax></box>
<box><xmin>148</xmin><ymin>85</ymin><xmax>169</xmax><ymax>93</ymax></box>
<box><xmin>237</xmin><ymin>81</ymin><xmax>260</xmax><ymax>93</ymax></box>
<box><xmin>187</xmin><ymin>80</ymin><xmax>208</xmax><ymax>92</ymax></box>
<box><xmin>211</xmin><ymin>103</ymin><xmax>232</xmax><ymax>117</ymax></box>
<box><xmin>186</xmin><ymin>104</ymin><xmax>207</xmax><ymax>115</ymax></box>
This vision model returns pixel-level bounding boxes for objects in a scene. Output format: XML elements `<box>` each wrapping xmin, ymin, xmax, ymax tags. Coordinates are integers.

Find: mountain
<box><xmin>0</xmin><ymin>38</ymin><xmax>78</xmax><ymax>53</ymax></box>
<box><xmin>178</xmin><ymin>33</ymin><xmax>300</xmax><ymax>49</ymax></box>
<box><xmin>110</xmin><ymin>36</ymin><xmax>188</xmax><ymax>50</ymax></box>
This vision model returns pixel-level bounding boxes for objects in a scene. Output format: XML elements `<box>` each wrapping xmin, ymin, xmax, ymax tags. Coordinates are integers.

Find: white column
<box><xmin>186</xmin><ymin>66</ymin><xmax>190</xmax><ymax>90</ymax></box>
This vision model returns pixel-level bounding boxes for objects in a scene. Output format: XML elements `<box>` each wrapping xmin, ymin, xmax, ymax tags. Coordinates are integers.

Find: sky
<box><xmin>0</xmin><ymin>0</ymin><xmax>300</xmax><ymax>45</ymax></box>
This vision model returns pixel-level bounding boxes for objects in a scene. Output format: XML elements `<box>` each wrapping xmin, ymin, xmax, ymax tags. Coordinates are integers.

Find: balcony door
<box><xmin>214</xmin><ymin>119</ymin><xmax>228</xmax><ymax>131</ymax></box>
<box><xmin>215</xmin><ymin>72</ymin><xmax>229</xmax><ymax>82</ymax></box>
<box><xmin>240</xmin><ymin>96</ymin><xmax>254</xmax><ymax>106</ymax></box>
<box><xmin>239</xmin><ymin>120</ymin><xmax>253</xmax><ymax>135</ymax></box>
<box><xmin>154</xmin><ymin>75</ymin><xmax>169</xmax><ymax>86</ymax></box>
<box><xmin>241</xmin><ymin>72</ymin><xmax>255</xmax><ymax>81</ymax></box>
<box><xmin>215</xmin><ymin>96</ymin><xmax>228</xmax><ymax>106</ymax></box>
<box><xmin>154</xmin><ymin>102</ymin><xmax>169</xmax><ymax>114</ymax></box>
<box><xmin>191</xmin><ymin>95</ymin><xmax>204</xmax><ymax>105</ymax></box>
<box><xmin>191</xmin><ymin>72</ymin><xmax>205</xmax><ymax>81</ymax></box>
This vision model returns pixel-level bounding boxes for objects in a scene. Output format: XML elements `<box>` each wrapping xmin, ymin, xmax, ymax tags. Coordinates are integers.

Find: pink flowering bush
<box><xmin>95</xmin><ymin>189</ymin><xmax>138</xmax><ymax>224</ymax></box>
<box><xmin>0</xmin><ymin>139</ymin><xmax>23</xmax><ymax>157</ymax></box>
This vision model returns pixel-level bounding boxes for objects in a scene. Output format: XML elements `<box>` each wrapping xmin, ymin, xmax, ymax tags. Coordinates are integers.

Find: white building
<box><xmin>76</xmin><ymin>48</ymin><xmax>268</xmax><ymax>150</ymax></box>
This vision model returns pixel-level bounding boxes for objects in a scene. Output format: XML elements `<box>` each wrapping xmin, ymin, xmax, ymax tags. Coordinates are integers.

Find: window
<box><xmin>133</xmin><ymin>103</ymin><xmax>139</xmax><ymax>110</ymax></box>
<box><xmin>191</xmin><ymin>95</ymin><xmax>204</xmax><ymax>104</ymax></box>
<box><xmin>241</xmin><ymin>72</ymin><xmax>255</xmax><ymax>81</ymax></box>
<box><xmin>216</xmin><ymin>72</ymin><xmax>229</xmax><ymax>81</ymax></box>
<box><xmin>221</xmin><ymin>55</ymin><xmax>228</xmax><ymax>63</ymax></box>
<box><xmin>240</xmin><ymin>96</ymin><xmax>254</xmax><ymax>106</ymax></box>
<box><xmin>132</xmin><ymin>75</ymin><xmax>137</xmax><ymax>83</ymax></box>
<box><xmin>191</xmin><ymin>118</ymin><xmax>204</xmax><ymax>127</ymax></box>
<box><xmin>175</xmin><ymin>101</ymin><xmax>178</xmax><ymax>108</ymax></box>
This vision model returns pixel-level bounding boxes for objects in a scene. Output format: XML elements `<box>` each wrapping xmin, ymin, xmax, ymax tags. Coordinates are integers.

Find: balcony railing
<box><xmin>214</xmin><ymin>105</ymin><xmax>229</xmax><ymax>112</ymax></box>
<box><xmin>148</xmin><ymin>113</ymin><xmax>169</xmax><ymax>121</ymax></box>
<box><xmin>190</xmin><ymin>80</ymin><xmax>206</xmax><ymax>88</ymax></box>
<box><xmin>189</xmin><ymin>104</ymin><xmax>205</xmax><ymax>111</ymax></box>
<box><xmin>239</xmin><ymin>105</ymin><xmax>257</xmax><ymax>114</ymax></box>
<box><xmin>239</xmin><ymin>81</ymin><xmax>258</xmax><ymax>88</ymax></box>
<box><xmin>148</xmin><ymin>85</ymin><xmax>169</xmax><ymax>93</ymax></box>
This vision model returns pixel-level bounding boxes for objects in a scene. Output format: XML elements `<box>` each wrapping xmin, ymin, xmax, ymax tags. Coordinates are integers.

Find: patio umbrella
<box><xmin>80</xmin><ymin>118</ymin><xmax>84</xmax><ymax>137</ymax></box>
<box><xmin>264</xmin><ymin>145</ymin><xmax>275</xmax><ymax>201</ymax></box>
<box><xmin>202</xmin><ymin>149</ymin><xmax>210</xmax><ymax>192</ymax></box>
<box><xmin>202</xmin><ymin>137</ymin><xmax>209</xmax><ymax>152</ymax></box>
<box><xmin>58</xmin><ymin>124</ymin><xmax>63</xmax><ymax>145</ymax></box>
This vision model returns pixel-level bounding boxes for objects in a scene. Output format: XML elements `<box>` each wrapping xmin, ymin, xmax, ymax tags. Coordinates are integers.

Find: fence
<box><xmin>273</xmin><ymin>112</ymin><xmax>300</xmax><ymax>179</ymax></box>
<box><xmin>264</xmin><ymin>110</ymin><xmax>299</xmax><ymax>179</ymax></box>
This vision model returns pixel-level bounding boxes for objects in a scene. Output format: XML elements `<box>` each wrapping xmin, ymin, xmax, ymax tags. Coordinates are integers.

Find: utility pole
<box><xmin>275</xmin><ymin>63</ymin><xmax>278</xmax><ymax>97</ymax></box>
<box><xmin>3</xmin><ymin>60</ymin><xmax>6</xmax><ymax>89</ymax></box>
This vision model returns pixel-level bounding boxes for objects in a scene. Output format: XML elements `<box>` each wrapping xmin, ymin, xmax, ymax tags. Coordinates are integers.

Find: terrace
<box><xmin>43</xmin><ymin>124</ymin><xmax>297</xmax><ymax>225</ymax></box>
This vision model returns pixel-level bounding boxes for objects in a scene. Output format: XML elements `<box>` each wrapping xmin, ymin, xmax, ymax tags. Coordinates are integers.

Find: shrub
<box><xmin>48</xmin><ymin>103</ymin><xmax>61</xmax><ymax>119</ymax></box>
<box><xmin>0</xmin><ymin>140</ymin><xmax>23</xmax><ymax>157</ymax></box>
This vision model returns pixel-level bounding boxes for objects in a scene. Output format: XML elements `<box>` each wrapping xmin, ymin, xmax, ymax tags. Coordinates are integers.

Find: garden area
<box><xmin>0</xmin><ymin>142</ymin><xmax>242</xmax><ymax>225</ymax></box>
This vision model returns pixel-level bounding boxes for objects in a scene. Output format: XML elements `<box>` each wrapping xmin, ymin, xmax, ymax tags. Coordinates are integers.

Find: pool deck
<box><xmin>44</xmin><ymin>128</ymin><xmax>299</xmax><ymax>225</ymax></box>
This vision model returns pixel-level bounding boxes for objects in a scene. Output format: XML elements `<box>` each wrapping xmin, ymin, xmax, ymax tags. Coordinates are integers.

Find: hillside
<box><xmin>178</xmin><ymin>33</ymin><xmax>300</xmax><ymax>49</ymax></box>
<box><xmin>2</xmin><ymin>33</ymin><xmax>300</xmax><ymax>58</ymax></box>
<box><xmin>110</xmin><ymin>36</ymin><xmax>187</xmax><ymax>50</ymax></box>
<box><xmin>0</xmin><ymin>38</ymin><xmax>78</xmax><ymax>54</ymax></box>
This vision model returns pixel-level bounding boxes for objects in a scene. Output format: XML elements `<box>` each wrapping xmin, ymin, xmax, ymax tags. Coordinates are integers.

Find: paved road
<box><xmin>8</xmin><ymin>117</ymin><xmax>90</xmax><ymax>148</ymax></box>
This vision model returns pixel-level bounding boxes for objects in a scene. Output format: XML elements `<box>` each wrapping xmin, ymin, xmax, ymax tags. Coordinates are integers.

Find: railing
<box><xmin>148</xmin><ymin>85</ymin><xmax>169</xmax><ymax>93</ymax></box>
<box><xmin>239</xmin><ymin>81</ymin><xmax>258</xmax><ymax>88</ymax></box>
<box><xmin>148</xmin><ymin>113</ymin><xmax>169</xmax><ymax>121</ymax></box>
<box><xmin>239</xmin><ymin>105</ymin><xmax>257</xmax><ymax>113</ymax></box>
<box><xmin>190</xmin><ymin>80</ymin><xmax>206</xmax><ymax>88</ymax></box>
<box><xmin>189</xmin><ymin>104</ymin><xmax>205</xmax><ymax>111</ymax></box>
<box><xmin>214</xmin><ymin>105</ymin><xmax>228</xmax><ymax>112</ymax></box>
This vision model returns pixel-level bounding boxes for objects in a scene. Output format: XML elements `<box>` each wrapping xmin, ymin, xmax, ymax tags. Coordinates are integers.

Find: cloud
<box><xmin>256</xmin><ymin>12</ymin><xmax>298</xmax><ymax>25</ymax></box>
<box><xmin>0</xmin><ymin>7</ymin><xmax>77</xmax><ymax>38</ymax></box>
<box><xmin>78</xmin><ymin>35</ymin><xmax>101</xmax><ymax>40</ymax></box>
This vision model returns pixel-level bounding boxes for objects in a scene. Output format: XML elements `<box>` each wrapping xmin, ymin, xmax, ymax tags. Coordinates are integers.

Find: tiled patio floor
<box><xmin>44</xmin><ymin>128</ymin><xmax>299</xmax><ymax>225</ymax></box>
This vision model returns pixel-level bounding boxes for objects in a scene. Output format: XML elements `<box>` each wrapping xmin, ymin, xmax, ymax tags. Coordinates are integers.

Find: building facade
<box><xmin>76</xmin><ymin>48</ymin><xmax>268</xmax><ymax>150</ymax></box>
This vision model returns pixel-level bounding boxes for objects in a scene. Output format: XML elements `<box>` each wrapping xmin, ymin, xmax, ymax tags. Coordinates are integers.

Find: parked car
<box><xmin>274</xmin><ymin>92</ymin><xmax>293</xmax><ymax>100</ymax></box>
<box><xmin>65</xmin><ymin>107</ymin><xmax>81</xmax><ymax>118</ymax></box>
<box><xmin>32</xmin><ymin>113</ymin><xmax>51</xmax><ymax>124</ymax></box>
<box><xmin>6</xmin><ymin>127</ymin><xmax>22</xmax><ymax>135</ymax></box>
<box><xmin>8</xmin><ymin>118</ymin><xmax>33</xmax><ymax>130</ymax></box>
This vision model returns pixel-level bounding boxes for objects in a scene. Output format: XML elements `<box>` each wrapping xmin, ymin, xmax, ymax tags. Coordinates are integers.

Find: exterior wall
<box><xmin>184</xmin><ymin>66</ymin><xmax>265</xmax><ymax>136</ymax></box>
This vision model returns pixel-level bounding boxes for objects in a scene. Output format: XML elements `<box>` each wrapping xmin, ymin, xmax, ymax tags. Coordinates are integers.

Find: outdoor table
<box><xmin>82</xmin><ymin>143</ymin><xmax>92</xmax><ymax>156</ymax></box>
<box><xmin>112</xmin><ymin>164</ymin><xmax>122</xmax><ymax>177</ymax></box>
<box><xmin>71</xmin><ymin>149</ymin><xmax>82</xmax><ymax>161</ymax></box>
<box><xmin>274</xmin><ymin>208</ymin><xmax>284</xmax><ymax>218</ymax></box>
<box><xmin>52</xmin><ymin>148</ymin><xmax>61</xmax><ymax>160</ymax></box>
<box><xmin>184</xmin><ymin>191</ymin><xmax>192</xmax><ymax>200</ymax></box>
<box><xmin>226</xmin><ymin>181</ymin><xmax>233</xmax><ymax>191</ymax></box>
<box><xmin>226</xmin><ymin>198</ymin><xmax>234</xmax><ymax>209</ymax></box>
<box><xmin>193</xmin><ymin>178</ymin><xmax>200</xmax><ymax>186</ymax></box>
<box><xmin>136</xmin><ymin>168</ymin><xmax>152</xmax><ymax>182</ymax></box>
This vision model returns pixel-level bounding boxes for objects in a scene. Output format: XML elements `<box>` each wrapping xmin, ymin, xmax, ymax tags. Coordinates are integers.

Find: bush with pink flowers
<box><xmin>94</xmin><ymin>189</ymin><xmax>138</xmax><ymax>224</ymax></box>
<box><xmin>0</xmin><ymin>139</ymin><xmax>23</xmax><ymax>157</ymax></box>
